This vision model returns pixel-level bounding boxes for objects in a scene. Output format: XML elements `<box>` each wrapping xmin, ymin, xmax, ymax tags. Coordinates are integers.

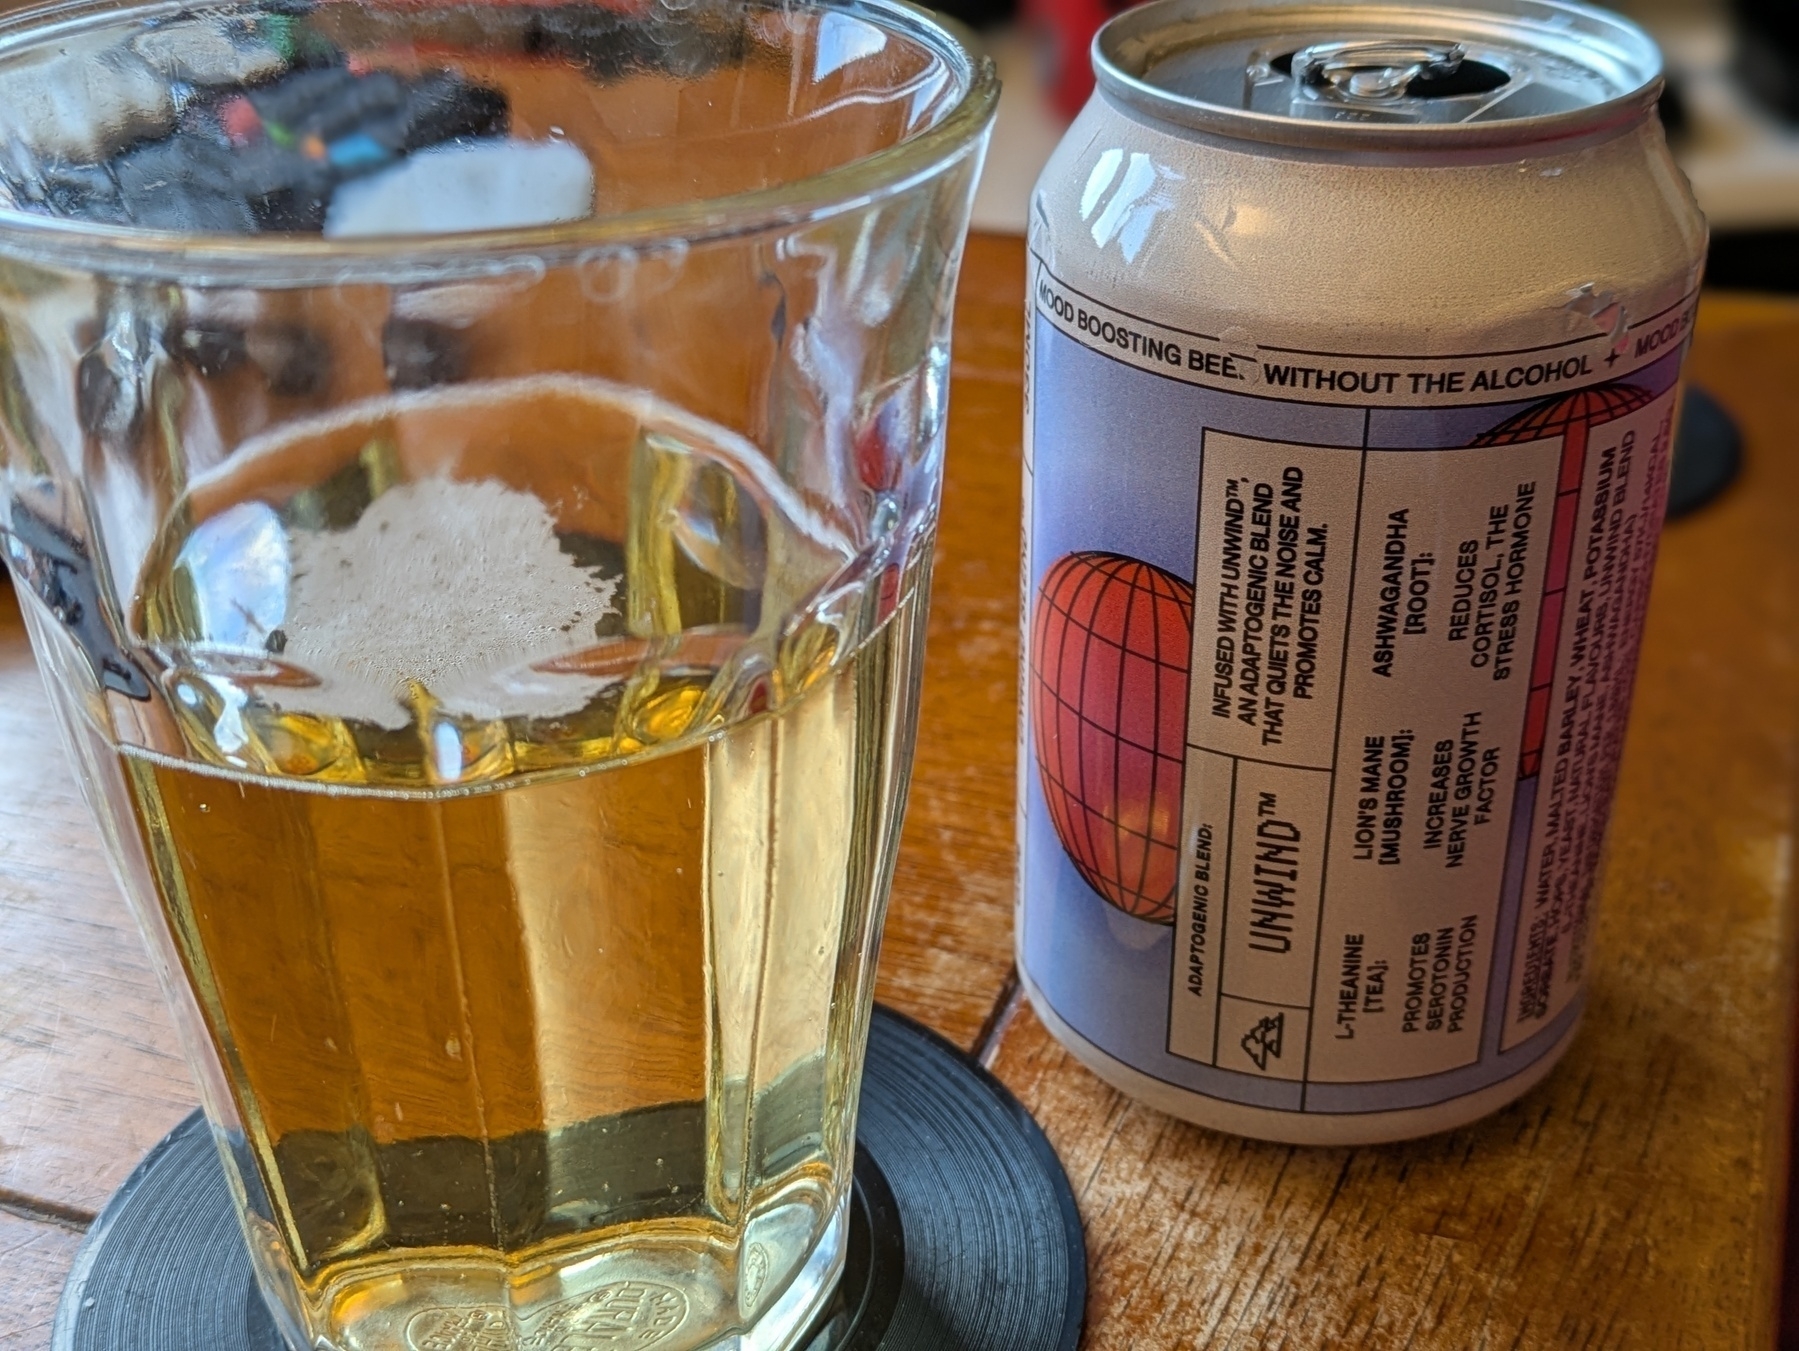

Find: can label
<box><xmin>1020</xmin><ymin>258</ymin><xmax>1694</xmax><ymax>1114</ymax></box>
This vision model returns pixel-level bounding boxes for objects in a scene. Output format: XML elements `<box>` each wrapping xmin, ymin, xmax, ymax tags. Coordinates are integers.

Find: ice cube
<box><xmin>323</xmin><ymin>139</ymin><xmax>594</xmax><ymax>239</ymax></box>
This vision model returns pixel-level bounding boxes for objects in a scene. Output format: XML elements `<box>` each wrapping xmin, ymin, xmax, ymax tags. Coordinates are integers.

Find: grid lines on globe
<box><xmin>1029</xmin><ymin>551</ymin><xmax>1193</xmax><ymax>923</ymax></box>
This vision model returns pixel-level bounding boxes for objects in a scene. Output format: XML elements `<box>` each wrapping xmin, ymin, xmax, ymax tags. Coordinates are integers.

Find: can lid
<box><xmin>1094</xmin><ymin>0</ymin><xmax>1663</xmax><ymax>149</ymax></box>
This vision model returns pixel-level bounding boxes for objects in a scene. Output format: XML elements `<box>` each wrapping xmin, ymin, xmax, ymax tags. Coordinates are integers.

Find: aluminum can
<box><xmin>1018</xmin><ymin>0</ymin><xmax>1706</xmax><ymax>1144</ymax></box>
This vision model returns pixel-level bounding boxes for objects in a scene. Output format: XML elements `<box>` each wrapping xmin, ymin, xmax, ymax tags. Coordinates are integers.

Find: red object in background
<box><xmin>1026</xmin><ymin>0</ymin><xmax>1131</xmax><ymax>117</ymax></box>
<box><xmin>1030</xmin><ymin>551</ymin><xmax>1192</xmax><ymax>924</ymax></box>
<box><xmin>218</xmin><ymin>96</ymin><xmax>262</xmax><ymax>146</ymax></box>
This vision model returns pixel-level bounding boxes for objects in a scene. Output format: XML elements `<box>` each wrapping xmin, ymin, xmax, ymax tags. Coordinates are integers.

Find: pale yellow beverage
<box><xmin>83</xmin><ymin>377</ymin><xmax>926</xmax><ymax>1350</ymax></box>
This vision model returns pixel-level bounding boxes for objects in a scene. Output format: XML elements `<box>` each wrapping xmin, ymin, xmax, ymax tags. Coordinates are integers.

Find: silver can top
<box><xmin>1095</xmin><ymin>0</ymin><xmax>1664</xmax><ymax>148</ymax></box>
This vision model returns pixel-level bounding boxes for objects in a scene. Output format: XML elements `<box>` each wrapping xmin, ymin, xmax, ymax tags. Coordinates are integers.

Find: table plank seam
<box><xmin>971</xmin><ymin>964</ymin><xmax>1022</xmax><ymax>1066</ymax></box>
<box><xmin>0</xmin><ymin>1191</ymin><xmax>94</xmax><ymax>1234</ymax></box>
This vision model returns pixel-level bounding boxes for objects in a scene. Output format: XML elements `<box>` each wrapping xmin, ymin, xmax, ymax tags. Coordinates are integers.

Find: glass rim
<box><xmin>0</xmin><ymin>0</ymin><xmax>998</xmax><ymax>283</ymax></box>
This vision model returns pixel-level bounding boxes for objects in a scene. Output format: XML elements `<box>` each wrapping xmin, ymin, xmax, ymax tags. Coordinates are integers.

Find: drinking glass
<box><xmin>0</xmin><ymin>1</ymin><xmax>994</xmax><ymax>1346</ymax></box>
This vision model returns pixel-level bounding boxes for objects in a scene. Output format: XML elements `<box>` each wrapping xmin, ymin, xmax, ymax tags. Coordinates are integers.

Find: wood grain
<box><xmin>0</xmin><ymin>1210</ymin><xmax>83</xmax><ymax>1351</ymax></box>
<box><xmin>875</xmin><ymin>233</ymin><xmax>1027</xmax><ymax>1048</ymax></box>
<box><xmin>985</xmin><ymin>292</ymin><xmax>1799</xmax><ymax>1350</ymax></box>
<box><xmin>0</xmin><ymin>584</ymin><xmax>195</xmax><ymax>1218</ymax></box>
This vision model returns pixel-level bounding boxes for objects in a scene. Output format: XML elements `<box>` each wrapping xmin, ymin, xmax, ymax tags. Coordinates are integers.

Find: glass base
<box><xmin>268</xmin><ymin>1194</ymin><xmax>850</xmax><ymax>1351</ymax></box>
<box><xmin>54</xmin><ymin>1011</ymin><xmax>1090</xmax><ymax>1351</ymax></box>
<box><xmin>736</xmin><ymin>1196</ymin><xmax>849</xmax><ymax>1351</ymax></box>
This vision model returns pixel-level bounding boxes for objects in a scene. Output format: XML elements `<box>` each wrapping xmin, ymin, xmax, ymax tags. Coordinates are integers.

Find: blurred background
<box><xmin>959</xmin><ymin>0</ymin><xmax>1799</xmax><ymax>290</ymax></box>
<box><xmin>0</xmin><ymin>0</ymin><xmax>1785</xmax><ymax>269</ymax></box>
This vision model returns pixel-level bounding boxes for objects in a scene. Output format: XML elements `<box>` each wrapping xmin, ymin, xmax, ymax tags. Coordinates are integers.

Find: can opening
<box><xmin>1099</xmin><ymin>0</ymin><xmax>1665</xmax><ymax>146</ymax></box>
<box><xmin>1269</xmin><ymin>44</ymin><xmax>1511</xmax><ymax>101</ymax></box>
<box><xmin>1218</xmin><ymin>34</ymin><xmax>1592</xmax><ymax>125</ymax></box>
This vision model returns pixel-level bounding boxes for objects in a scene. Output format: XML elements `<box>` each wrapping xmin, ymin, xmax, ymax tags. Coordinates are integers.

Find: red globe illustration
<box><xmin>1468</xmin><ymin>382</ymin><xmax>1655</xmax><ymax>447</ymax></box>
<box><xmin>1030</xmin><ymin>551</ymin><xmax>1193</xmax><ymax>924</ymax></box>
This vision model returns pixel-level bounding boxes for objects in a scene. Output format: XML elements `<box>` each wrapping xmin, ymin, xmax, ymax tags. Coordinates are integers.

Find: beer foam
<box><xmin>275</xmin><ymin>476</ymin><xmax>620</xmax><ymax>730</ymax></box>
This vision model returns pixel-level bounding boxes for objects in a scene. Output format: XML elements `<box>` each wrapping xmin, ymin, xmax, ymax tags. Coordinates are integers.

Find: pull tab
<box><xmin>1291</xmin><ymin>39</ymin><xmax>1465</xmax><ymax>100</ymax></box>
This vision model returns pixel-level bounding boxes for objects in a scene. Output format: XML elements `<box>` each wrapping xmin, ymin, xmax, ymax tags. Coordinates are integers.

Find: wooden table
<box><xmin>2</xmin><ymin>233</ymin><xmax>1795</xmax><ymax>1349</ymax></box>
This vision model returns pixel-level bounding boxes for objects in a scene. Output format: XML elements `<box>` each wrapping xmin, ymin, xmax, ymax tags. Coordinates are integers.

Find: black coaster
<box><xmin>1668</xmin><ymin>385</ymin><xmax>1742</xmax><ymax>520</ymax></box>
<box><xmin>54</xmin><ymin>1004</ymin><xmax>1084</xmax><ymax>1351</ymax></box>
